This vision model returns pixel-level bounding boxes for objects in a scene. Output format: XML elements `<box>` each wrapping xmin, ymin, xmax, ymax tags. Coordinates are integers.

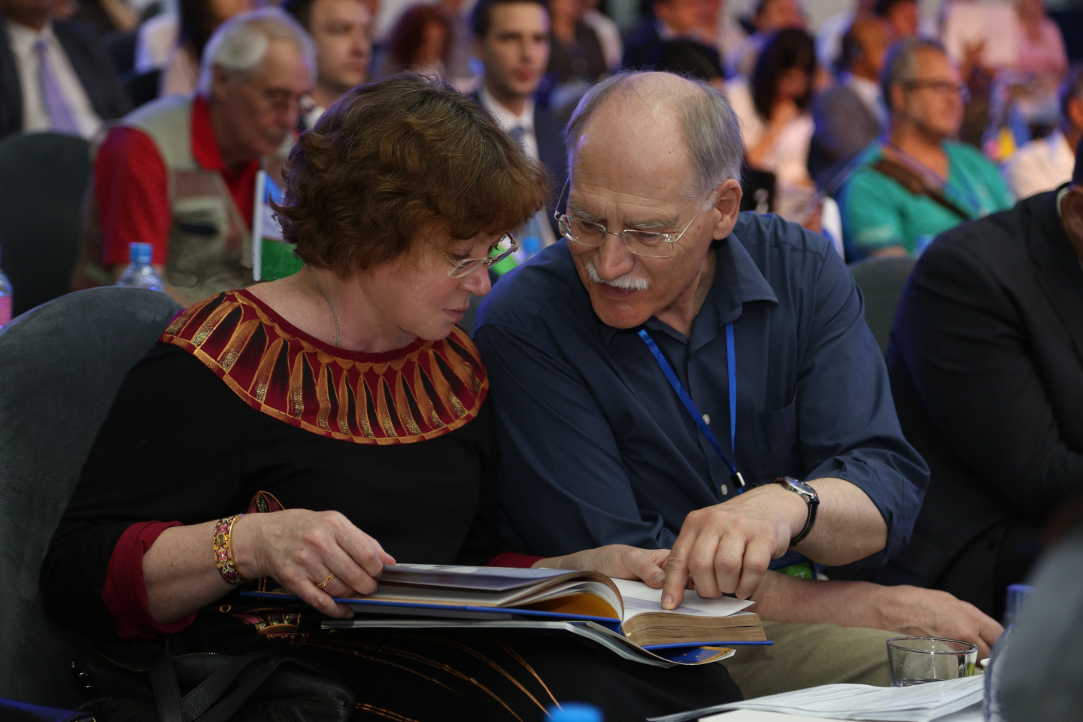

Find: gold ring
<box><xmin>316</xmin><ymin>573</ymin><xmax>335</xmax><ymax>589</ymax></box>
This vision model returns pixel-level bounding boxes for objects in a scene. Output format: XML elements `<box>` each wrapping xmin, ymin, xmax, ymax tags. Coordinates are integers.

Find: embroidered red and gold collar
<box><xmin>162</xmin><ymin>290</ymin><xmax>488</xmax><ymax>445</ymax></box>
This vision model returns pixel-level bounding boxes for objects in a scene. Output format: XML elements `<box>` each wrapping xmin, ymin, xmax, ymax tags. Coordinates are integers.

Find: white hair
<box><xmin>197</xmin><ymin>8</ymin><xmax>316</xmax><ymax>96</ymax></box>
<box><xmin>584</xmin><ymin>260</ymin><xmax>650</xmax><ymax>291</ymax></box>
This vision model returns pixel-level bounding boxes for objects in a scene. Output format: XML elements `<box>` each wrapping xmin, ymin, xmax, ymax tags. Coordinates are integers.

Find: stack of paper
<box><xmin>650</xmin><ymin>677</ymin><xmax>985</xmax><ymax>722</ymax></box>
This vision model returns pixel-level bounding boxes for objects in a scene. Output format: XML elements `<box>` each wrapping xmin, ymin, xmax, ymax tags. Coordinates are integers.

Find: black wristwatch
<box><xmin>772</xmin><ymin>476</ymin><xmax>819</xmax><ymax>546</ymax></box>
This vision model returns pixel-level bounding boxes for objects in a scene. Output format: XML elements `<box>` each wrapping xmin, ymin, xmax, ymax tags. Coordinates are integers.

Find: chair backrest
<box><xmin>0</xmin><ymin>287</ymin><xmax>181</xmax><ymax>706</ymax></box>
<box><xmin>849</xmin><ymin>255</ymin><xmax>917</xmax><ymax>355</ymax></box>
<box><xmin>0</xmin><ymin>133</ymin><xmax>93</xmax><ymax>317</ymax></box>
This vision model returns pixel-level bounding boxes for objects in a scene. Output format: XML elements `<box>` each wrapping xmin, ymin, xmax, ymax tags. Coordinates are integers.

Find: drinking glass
<box><xmin>886</xmin><ymin>637</ymin><xmax>978</xmax><ymax>687</ymax></box>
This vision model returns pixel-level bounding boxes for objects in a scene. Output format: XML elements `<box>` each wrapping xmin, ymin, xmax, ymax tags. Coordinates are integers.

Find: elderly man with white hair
<box><xmin>72</xmin><ymin>8</ymin><xmax>314</xmax><ymax>306</ymax></box>
<box><xmin>476</xmin><ymin>70</ymin><xmax>1003</xmax><ymax>698</ymax></box>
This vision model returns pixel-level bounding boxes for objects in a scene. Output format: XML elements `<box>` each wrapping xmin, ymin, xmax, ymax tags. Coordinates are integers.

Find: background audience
<box><xmin>622</xmin><ymin>0</ymin><xmax>716</xmax><ymax>72</ymax></box>
<box><xmin>545</xmin><ymin>0</ymin><xmax>606</xmax><ymax>86</ymax></box>
<box><xmin>1003</xmin><ymin>61</ymin><xmax>1082</xmax><ymax>199</ymax></box>
<box><xmin>381</xmin><ymin>3</ymin><xmax>449</xmax><ymax>77</ymax></box>
<box><xmin>724</xmin><ymin>27</ymin><xmax>816</xmax><ymax>220</ymax></box>
<box><xmin>840</xmin><ymin>38</ymin><xmax>1013</xmax><ymax>259</ymax></box>
<box><xmin>471</xmin><ymin>0</ymin><xmax>562</xmax><ymax>249</ymax></box>
<box><xmin>724</xmin><ymin>0</ymin><xmax>804</xmax><ymax>79</ymax></box>
<box><xmin>873</xmin><ymin>0</ymin><xmax>918</xmax><ymax>41</ymax></box>
<box><xmin>808</xmin><ymin>15</ymin><xmax>891</xmax><ymax>188</ymax></box>
<box><xmin>161</xmin><ymin>0</ymin><xmax>256</xmax><ymax>97</ymax></box>
<box><xmin>0</xmin><ymin>0</ymin><xmax>129</xmax><ymax>139</ymax></box>
<box><xmin>879</xmin><ymin>136</ymin><xmax>1083</xmax><ymax>621</ymax></box>
<box><xmin>71</xmin><ymin>8</ymin><xmax>313</xmax><ymax>306</ymax></box>
<box><xmin>283</xmin><ymin>0</ymin><xmax>373</xmax><ymax>129</ymax></box>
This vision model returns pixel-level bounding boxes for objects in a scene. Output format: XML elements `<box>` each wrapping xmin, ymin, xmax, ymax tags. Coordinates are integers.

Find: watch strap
<box><xmin>790</xmin><ymin>498</ymin><xmax>818</xmax><ymax>546</ymax></box>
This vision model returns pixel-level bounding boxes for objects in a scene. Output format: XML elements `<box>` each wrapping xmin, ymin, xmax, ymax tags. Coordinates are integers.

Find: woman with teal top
<box><xmin>839</xmin><ymin>38</ymin><xmax>1013</xmax><ymax>260</ymax></box>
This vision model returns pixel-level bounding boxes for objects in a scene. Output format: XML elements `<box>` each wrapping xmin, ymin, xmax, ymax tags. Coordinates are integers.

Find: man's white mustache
<box><xmin>584</xmin><ymin>260</ymin><xmax>649</xmax><ymax>291</ymax></box>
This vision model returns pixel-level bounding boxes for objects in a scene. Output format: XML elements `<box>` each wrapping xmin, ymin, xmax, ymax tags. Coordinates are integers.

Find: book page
<box><xmin>611</xmin><ymin>578</ymin><xmax>755</xmax><ymax>622</ymax></box>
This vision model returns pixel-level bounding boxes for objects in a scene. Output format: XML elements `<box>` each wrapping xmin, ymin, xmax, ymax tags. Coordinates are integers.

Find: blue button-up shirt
<box><xmin>475</xmin><ymin>212</ymin><xmax>928</xmax><ymax>567</ymax></box>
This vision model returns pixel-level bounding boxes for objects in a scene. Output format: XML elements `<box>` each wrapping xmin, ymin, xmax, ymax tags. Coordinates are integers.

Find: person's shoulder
<box><xmin>476</xmin><ymin>243</ymin><xmax>584</xmax><ymax>334</ymax></box>
<box><xmin>732</xmin><ymin>211</ymin><xmax>834</xmax><ymax>266</ymax></box>
<box><xmin>920</xmin><ymin>194</ymin><xmax>1030</xmax><ymax>270</ymax></box>
<box><xmin>842</xmin><ymin>144</ymin><xmax>892</xmax><ymax>192</ymax></box>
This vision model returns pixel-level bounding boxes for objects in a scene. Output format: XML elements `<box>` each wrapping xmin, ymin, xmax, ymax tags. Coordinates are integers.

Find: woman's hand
<box><xmin>233</xmin><ymin>510</ymin><xmax>396</xmax><ymax>619</ymax></box>
<box><xmin>534</xmin><ymin>545</ymin><xmax>672</xmax><ymax>588</ymax></box>
<box><xmin>768</xmin><ymin>99</ymin><xmax>800</xmax><ymax>131</ymax></box>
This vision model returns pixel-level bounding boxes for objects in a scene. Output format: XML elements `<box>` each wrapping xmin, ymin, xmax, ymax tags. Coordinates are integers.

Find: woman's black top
<box><xmin>41</xmin><ymin>290</ymin><xmax>499</xmax><ymax>640</ymax></box>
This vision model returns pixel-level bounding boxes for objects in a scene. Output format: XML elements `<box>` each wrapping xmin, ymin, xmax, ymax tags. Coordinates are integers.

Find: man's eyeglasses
<box><xmin>445</xmin><ymin>235</ymin><xmax>518</xmax><ymax>278</ymax></box>
<box><xmin>552</xmin><ymin>177</ymin><xmax>708</xmax><ymax>259</ymax></box>
<box><xmin>902</xmin><ymin>80</ymin><xmax>970</xmax><ymax>103</ymax></box>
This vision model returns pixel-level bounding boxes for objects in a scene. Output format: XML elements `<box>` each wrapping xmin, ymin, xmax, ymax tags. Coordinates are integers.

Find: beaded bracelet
<box><xmin>212</xmin><ymin>514</ymin><xmax>247</xmax><ymax>584</ymax></box>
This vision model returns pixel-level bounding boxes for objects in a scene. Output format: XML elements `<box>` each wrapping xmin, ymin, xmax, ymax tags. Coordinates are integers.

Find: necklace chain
<box><xmin>309</xmin><ymin>266</ymin><xmax>341</xmax><ymax>349</ymax></box>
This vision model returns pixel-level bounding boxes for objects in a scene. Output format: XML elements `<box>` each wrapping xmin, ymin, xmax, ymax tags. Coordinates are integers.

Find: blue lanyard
<box><xmin>638</xmin><ymin>325</ymin><xmax>746</xmax><ymax>493</ymax></box>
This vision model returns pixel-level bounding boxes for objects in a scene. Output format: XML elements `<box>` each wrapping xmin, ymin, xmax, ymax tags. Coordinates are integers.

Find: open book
<box><xmin>244</xmin><ymin>564</ymin><xmax>767</xmax><ymax>650</ymax></box>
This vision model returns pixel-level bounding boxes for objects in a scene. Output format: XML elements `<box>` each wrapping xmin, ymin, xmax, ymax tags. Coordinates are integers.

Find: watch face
<box><xmin>779</xmin><ymin>476</ymin><xmax>817</xmax><ymax>500</ymax></box>
<box><xmin>789</xmin><ymin>479</ymin><xmax>815</xmax><ymax>495</ymax></box>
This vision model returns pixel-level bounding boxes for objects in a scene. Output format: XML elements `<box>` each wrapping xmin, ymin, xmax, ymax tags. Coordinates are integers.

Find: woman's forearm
<box><xmin>143</xmin><ymin>516</ymin><xmax>259</xmax><ymax>624</ymax></box>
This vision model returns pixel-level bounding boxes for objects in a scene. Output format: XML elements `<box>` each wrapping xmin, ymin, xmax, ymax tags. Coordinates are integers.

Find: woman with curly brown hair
<box><xmin>41</xmin><ymin>74</ymin><xmax>740</xmax><ymax>720</ymax></box>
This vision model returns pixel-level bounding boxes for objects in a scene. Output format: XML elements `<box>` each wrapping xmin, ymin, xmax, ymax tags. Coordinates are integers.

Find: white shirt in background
<box><xmin>134</xmin><ymin>13</ymin><xmax>179</xmax><ymax>73</ymax></box>
<box><xmin>583</xmin><ymin>9</ymin><xmax>622</xmax><ymax>72</ymax></box>
<box><xmin>4</xmin><ymin>20</ymin><xmax>102</xmax><ymax>139</ymax></box>
<box><xmin>1002</xmin><ymin>129</ymin><xmax>1076</xmax><ymax>200</ymax></box>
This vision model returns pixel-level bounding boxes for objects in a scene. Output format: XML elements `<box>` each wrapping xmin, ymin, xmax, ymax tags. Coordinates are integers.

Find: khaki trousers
<box><xmin>723</xmin><ymin>621</ymin><xmax>894</xmax><ymax>699</ymax></box>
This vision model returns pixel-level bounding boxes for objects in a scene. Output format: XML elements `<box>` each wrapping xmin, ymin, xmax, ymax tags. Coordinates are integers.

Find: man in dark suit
<box><xmin>622</xmin><ymin>0</ymin><xmax>719</xmax><ymax>72</ymax></box>
<box><xmin>808</xmin><ymin>15</ymin><xmax>890</xmax><ymax>187</ymax></box>
<box><xmin>0</xmin><ymin>0</ymin><xmax>129</xmax><ymax>139</ymax></box>
<box><xmin>471</xmin><ymin>0</ymin><xmax>565</xmax><ymax>250</ymax></box>
<box><xmin>879</xmin><ymin>138</ymin><xmax>1083</xmax><ymax>620</ymax></box>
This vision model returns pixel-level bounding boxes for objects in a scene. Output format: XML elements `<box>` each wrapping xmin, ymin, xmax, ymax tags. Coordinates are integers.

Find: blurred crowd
<box><xmin>1</xmin><ymin>0</ymin><xmax>1080</xmax><ymax>290</ymax></box>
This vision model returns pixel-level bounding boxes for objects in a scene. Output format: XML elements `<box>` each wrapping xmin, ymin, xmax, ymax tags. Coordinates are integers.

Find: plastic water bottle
<box><xmin>0</xmin><ymin>245</ymin><xmax>12</xmax><ymax>330</ymax></box>
<box><xmin>983</xmin><ymin>584</ymin><xmax>1033</xmax><ymax>721</ymax></box>
<box><xmin>116</xmin><ymin>242</ymin><xmax>164</xmax><ymax>291</ymax></box>
<box><xmin>547</xmin><ymin>703</ymin><xmax>603</xmax><ymax>722</ymax></box>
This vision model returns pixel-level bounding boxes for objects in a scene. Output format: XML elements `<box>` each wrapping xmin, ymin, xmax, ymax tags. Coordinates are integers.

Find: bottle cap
<box><xmin>129</xmin><ymin>242</ymin><xmax>153</xmax><ymax>265</ymax></box>
<box><xmin>547</xmin><ymin>703</ymin><xmax>603</xmax><ymax>722</ymax></box>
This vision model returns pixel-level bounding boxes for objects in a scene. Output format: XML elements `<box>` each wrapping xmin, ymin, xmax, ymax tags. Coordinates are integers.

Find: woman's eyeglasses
<box><xmin>445</xmin><ymin>235</ymin><xmax>519</xmax><ymax>278</ymax></box>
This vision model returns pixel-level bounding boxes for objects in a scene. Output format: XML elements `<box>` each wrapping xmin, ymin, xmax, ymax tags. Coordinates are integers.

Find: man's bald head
<box><xmin>563</xmin><ymin>72</ymin><xmax>743</xmax><ymax>198</ymax></box>
<box><xmin>841</xmin><ymin>16</ymin><xmax>892</xmax><ymax>80</ymax></box>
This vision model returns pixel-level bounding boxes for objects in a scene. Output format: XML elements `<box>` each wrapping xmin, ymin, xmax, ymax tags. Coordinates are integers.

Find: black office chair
<box><xmin>848</xmin><ymin>255</ymin><xmax>917</xmax><ymax>356</ymax></box>
<box><xmin>0</xmin><ymin>287</ymin><xmax>181</xmax><ymax>707</ymax></box>
<box><xmin>0</xmin><ymin>133</ymin><xmax>93</xmax><ymax>317</ymax></box>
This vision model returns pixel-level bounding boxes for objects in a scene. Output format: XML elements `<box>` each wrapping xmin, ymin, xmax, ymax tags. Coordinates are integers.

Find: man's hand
<box><xmin>535</xmin><ymin>545</ymin><xmax>671</xmax><ymax>588</ymax></box>
<box><xmin>662</xmin><ymin>484</ymin><xmax>807</xmax><ymax>608</ymax></box>
<box><xmin>874</xmin><ymin>584</ymin><xmax>1004</xmax><ymax>660</ymax></box>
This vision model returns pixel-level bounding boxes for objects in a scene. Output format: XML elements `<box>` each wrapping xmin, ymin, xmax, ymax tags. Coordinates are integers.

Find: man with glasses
<box><xmin>839</xmin><ymin>38</ymin><xmax>1012</xmax><ymax>260</ymax></box>
<box><xmin>72</xmin><ymin>9</ymin><xmax>314</xmax><ymax>306</ymax></box>
<box><xmin>475</xmin><ymin>70</ymin><xmax>1002</xmax><ymax>698</ymax></box>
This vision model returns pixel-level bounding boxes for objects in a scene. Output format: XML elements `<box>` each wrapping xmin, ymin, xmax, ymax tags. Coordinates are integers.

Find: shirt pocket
<box><xmin>173</xmin><ymin>196</ymin><xmax>227</xmax><ymax>240</ymax></box>
<box><xmin>754</xmin><ymin>398</ymin><xmax>801</xmax><ymax>479</ymax></box>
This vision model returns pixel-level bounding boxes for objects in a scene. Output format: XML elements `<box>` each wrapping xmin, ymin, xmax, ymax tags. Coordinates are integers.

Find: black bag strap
<box><xmin>151</xmin><ymin>638</ymin><xmax>283</xmax><ymax>722</ymax></box>
<box><xmin>871</xmin><ymin>157</ymin><xmax>978</xmax><ymax>221</ymax></box>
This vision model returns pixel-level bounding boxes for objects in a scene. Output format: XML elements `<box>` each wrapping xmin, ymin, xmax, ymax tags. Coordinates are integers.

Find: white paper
<box><xmin>611</xmin><ymin>578</ymin><xmax>755</xmax><ymax>622</ymax></box>
<box><xmin>700</xmin><ymin>712</ymin><xmax>848</xmax><ymax>722</ymax></box>
<box><xmin>649</xmin><ymin>677</ymin><xmax>984</xmax><ymax>722</ymax></box>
